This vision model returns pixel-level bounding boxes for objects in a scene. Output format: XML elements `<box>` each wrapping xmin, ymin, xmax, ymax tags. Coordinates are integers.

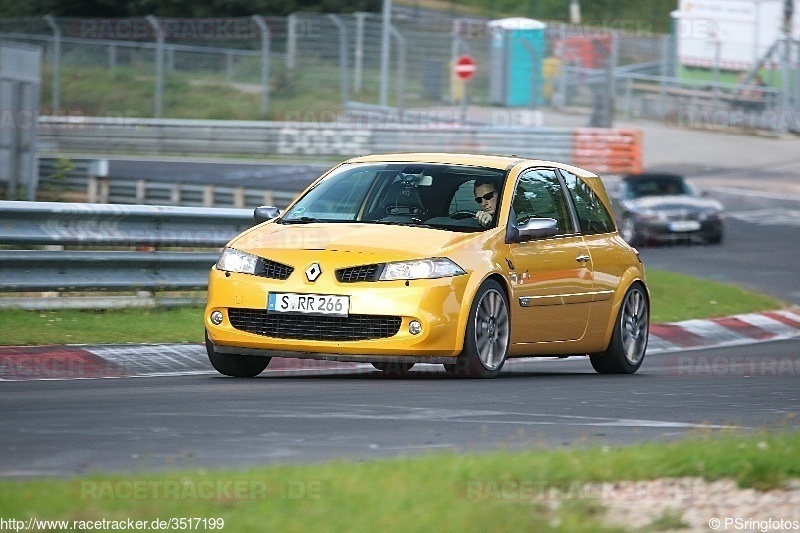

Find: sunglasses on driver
<box><xmin>474</xmin><ymin>191</ymin><xmax>496</xmax><ymax>204</ymax></box>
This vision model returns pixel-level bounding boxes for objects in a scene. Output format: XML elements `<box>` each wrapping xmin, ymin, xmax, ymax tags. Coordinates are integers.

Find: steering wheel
<box><xmin>449</xmin><ymin>210</ymin><xmax>477</xmax><ymax>220</ymax></box>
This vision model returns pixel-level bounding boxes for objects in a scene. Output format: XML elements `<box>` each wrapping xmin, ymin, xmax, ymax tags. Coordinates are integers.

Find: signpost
<box><xmin>455</xmin><ymin>54</ymin><xmax>475</xmax><ymax>123</ymax></box>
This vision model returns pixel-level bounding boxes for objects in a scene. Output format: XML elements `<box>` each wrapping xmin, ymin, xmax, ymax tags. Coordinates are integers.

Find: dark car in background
<box><xmin>610</xmin><ymin>173</ymin><xmax>724</xmax><ymax>246</ymax></box>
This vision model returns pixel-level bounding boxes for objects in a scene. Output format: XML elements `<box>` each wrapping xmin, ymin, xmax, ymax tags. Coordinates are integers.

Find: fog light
<box><xmin>409</xmin><ymin>320</ymin><xmax>422</xmax><ymax>335</ymax></box>
<box><xmin>210</xmin><ymin>310</ymin><xmax>224</xmax><ymax>325</ymax></box>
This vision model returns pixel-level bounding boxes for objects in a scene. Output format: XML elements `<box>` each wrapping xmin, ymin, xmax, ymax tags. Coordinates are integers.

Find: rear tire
<box><xmin>590</xmin><ymin>283</ymin><xmax>649</xmax><ymax>374</ymax></box>
<box><xmin>444</xmin><ymin>280</ymin><xmax>510</xmax><ymax>379</ymax></box>
<box><xmin>205</xmin><ymin>331</ymin><xmax>271</xmax><ymax>377</ymax></box>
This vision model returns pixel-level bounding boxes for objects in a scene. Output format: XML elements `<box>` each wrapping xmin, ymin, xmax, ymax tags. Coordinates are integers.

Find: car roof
<box><xmin>344</xmin><ymin>153</ymin><xmax>597</xmax><ymax>177</ymax></box>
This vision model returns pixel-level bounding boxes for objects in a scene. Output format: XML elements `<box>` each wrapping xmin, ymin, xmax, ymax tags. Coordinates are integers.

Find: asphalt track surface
<box><xmin>1</xmin><ymin>338</ymin><xmax>798</xmax><ymax>476</ymax></box>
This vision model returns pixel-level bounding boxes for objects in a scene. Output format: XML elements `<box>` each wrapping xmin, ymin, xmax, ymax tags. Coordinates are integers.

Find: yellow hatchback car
<box><xmin>205</xmin><ymin>153</ymin><xmax>649</xmax><ymax>378</ymax></box>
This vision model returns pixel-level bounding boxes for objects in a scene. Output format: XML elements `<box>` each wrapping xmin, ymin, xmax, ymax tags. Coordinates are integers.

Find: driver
<box><xmin>473</xmin><ymin>179</ymin><xmax>498</xmax><ymax>227</ymax></box>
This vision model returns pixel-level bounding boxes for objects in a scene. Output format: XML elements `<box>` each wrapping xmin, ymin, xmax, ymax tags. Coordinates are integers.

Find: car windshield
<box><xmin>625</xmin><ymin>177</ymin><xmax>689</xmax><ymax>198</ymax></box>
<box><xmin>280</xmin><ymin>162</ymin><xmax>507</xmax><ymax>232</ymax></box>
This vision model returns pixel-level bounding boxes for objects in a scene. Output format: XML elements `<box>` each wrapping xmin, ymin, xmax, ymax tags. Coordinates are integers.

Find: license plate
<box><xmin>268</xmin><ymin>293</ymin><xmax>349</xmax><ymax>317</ymax></box>
<box><xmin>668</xmin><ymin>220</ymin><xmax>701</xmax><ymax>232</ymax></box>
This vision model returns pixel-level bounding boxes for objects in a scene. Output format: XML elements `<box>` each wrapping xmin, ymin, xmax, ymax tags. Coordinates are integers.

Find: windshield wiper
<box><xmin>369</xmin><ymin>219</ymin><xmax>432</xmax><ymax>228</ymax></box>
<box><xmin>280</xmin><ymin>216</ymin><xmax>361</xmax><ymax>225</ymax></box>
<box><xmin>279</xmin><ymin>216</ymin><xmax>323</xmax><ymax>225</ymax></box>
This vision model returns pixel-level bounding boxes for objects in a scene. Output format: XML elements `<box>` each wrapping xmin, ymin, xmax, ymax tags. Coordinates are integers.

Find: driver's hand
<box><xmin>475</xmin><ymin>210</ymin><xmax>492</xmax><ymax>227</ymax></box>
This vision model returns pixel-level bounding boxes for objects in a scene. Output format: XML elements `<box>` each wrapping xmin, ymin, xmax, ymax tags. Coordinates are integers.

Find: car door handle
<box><xmin>576</xmin><ymin>254</ymin><xmax>591</xmax><ymax>263</ymax></box>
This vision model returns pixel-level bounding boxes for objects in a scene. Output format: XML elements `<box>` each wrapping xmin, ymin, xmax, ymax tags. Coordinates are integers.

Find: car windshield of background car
<box><xmin>629</xmin><ymin>178</ymin><xmax>688</xmax><ymax>198</ymax></box>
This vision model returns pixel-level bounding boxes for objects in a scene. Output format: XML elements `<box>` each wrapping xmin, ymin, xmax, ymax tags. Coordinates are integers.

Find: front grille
<box><xmin>256</xmin><ymin>258</ymin><xmax>294</xmax><ymax>280</ymax></box>
<box><xmin>660</xmin><ymin>209</ymin><xmax>701</xmax><ymax>222</ymax></box>
<box><xmin>228</xmin><ymin>309</ymin><xmax>401</xmax><ymax>341</ymax></box>
<box><xmin>336</xmin><ymin>264</ymin><xmax>384</xmax><ymax>282</ymax></box>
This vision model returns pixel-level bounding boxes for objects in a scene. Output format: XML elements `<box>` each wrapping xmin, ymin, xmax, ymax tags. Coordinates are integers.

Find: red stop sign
<box><xmin>454</xmin><ymin>55</ymin><xmax>476</xmax><ymax>81</ymax></box>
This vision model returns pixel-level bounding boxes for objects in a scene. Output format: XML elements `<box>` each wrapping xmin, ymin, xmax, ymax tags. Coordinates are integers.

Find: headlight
<box><xmin>700</xmin><ymin>210</ymin><xmax>724</xmax><ymax>221</ymax></box>
<box><xmin>379</xmin><ymin>258</ymin><xmax>465</xmax><ymax>281</ymax></box>
<box><xmin>216</xmin><ymin>248</ymin><xmax>259</xmax><ymax>274</ymax></box>
<box><xmin>633</xmin><ymin>210</ymin><xmax>664</xmax><ymax>222</ymax></box>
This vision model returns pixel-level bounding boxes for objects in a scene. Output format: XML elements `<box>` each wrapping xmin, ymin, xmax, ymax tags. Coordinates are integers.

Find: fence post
<box><xmin>286</xmin><ymin>14</ymin><xmax>297</xmax><ymax>79</ymax></box>
<box><xmin>170</xmin><ymin>183</ymin><xmax>181</xmax><ymax>205</ymax></box>
<box><xmin>108</xmin><ymin>43</ymin><xmax>117</xmax><ymax>69</ymax></box>
<box><xmin>44</xmin><ymin>15</ymin><xmax>60</xmax><ymax>113</ymax></box>
<box><xmin>203</xmin><ymin>185</ymin><xmax>215</xmax><ymax>207</ymax></box>
<box><xmin>225</xmin><ymin>50</ymin><xmax>234</xmax><ymax>82</ymax></box>
<box><xmin>136</xmin><ymin>179</ymin><xmax>147</xmax><ymax>203</ymax></box>
<box><xmin>450</xmin><ymin>21</ymin><xmax>467</xmax><ymax>106</ymax></box>
<box><xmin>389</xmin><ymin>25</ymin><xmax>406</xmax><ymax>110</ymax></box>
<box><xmin>328</xmin><ymin>14</ymin><xmax>350</xmax><ymax>110</ymax></box>
<box><xmin>1</xmin><ymin>44</ymin><xmax>41</xmax><ymax>201</ymax></box>
<box><xmin>252</xmin><ymin>15</ymin><xmax>271</xmax><ymax>115</ymax></box>
<box><xmin>379</xmin><ymin>0</ymin><xmax>392</xmax><ymax>106</ymax></box>
<box><xmin>795</xmin><ymin>40</ymin><xmax>800</xmax><ymax>125</ymax></box>
<box><xmin>146</xmin><ymin>16</ymin><xmax>164</xmax><ymax>118</ymax></box>
<box><xmin>354</xmin><ymin>12</ymin><xmax>366</xmax><ymax>94</ymax></box>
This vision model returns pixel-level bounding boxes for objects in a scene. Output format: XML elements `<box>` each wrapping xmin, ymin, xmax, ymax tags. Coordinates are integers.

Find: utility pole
<box><xmin>379</xmin><ymin>0</ymin><xmax>392</xmax><ymax>107</ymax></box>
<box><xmin>778</xmin><ymin>0</ymin><xmax>794</xmax><ymax>131</ymax></box>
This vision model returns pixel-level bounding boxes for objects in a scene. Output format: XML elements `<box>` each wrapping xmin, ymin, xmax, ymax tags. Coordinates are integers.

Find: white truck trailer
<box><xmin>673</xmin><ymin>0</ymin><xmax>798</xmax><ymax>71</ymax></box>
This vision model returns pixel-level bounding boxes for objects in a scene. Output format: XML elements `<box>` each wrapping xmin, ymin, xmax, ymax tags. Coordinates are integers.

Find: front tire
<box><xmin>205</xmin><ymin>331</ymin><xmax>271</xmax><ymax>377</ymax></box>
<box><xmin>706</xmin><ymin>231</ymin><xmax>723</xmax><ymax>245</ymax></box>
<box><xmin>590</xmin><ymin>283</ymin><xmax>649</xmax><ymax>374</ymax></box>
<box><xmin>444</xmin><ymin>280</ymin><xmax>510</xmax><ymax>379</ymax></box>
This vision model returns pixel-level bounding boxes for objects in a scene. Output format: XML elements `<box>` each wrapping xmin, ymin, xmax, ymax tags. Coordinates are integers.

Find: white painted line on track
<box><xmin>706</xmin><ymin>186</ymin><xmax>800</xmax><ymax>202</ymax></box>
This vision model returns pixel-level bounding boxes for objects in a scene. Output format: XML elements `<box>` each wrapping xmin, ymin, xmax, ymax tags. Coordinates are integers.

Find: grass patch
<box><xmin>0</xmin><ymin>431</ymin><xmax>798</xmax><ymax>531</ymax></box>
<box><xmin>43</xmin><ymin>61</ymin><xmax>350</xmax><ymax>121</ymax></box>
<box><xmin>0</xmin><ymin>270</ymin><xmax>784</xmax><ymax>345</ymax></box>
<box><xmin>646</xmin><ymin>270</ymin><xmax>782</xmax><ymax>323</ymax></box>
<box><xmin>0</xmin><ymin>307</ymin><xmax>204</xmax><ymax>346</ymax></box>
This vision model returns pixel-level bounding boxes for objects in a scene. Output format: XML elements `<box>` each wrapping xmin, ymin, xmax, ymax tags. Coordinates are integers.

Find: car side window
<box><xmin>512</xmin><ymin>169</ymin><xmax>574</xmax><ymax>236</ymax></box>
<box><xmin>561</xmin><ymin>170</ymin><xmax>616</xmax><ymax>235</ymax></box>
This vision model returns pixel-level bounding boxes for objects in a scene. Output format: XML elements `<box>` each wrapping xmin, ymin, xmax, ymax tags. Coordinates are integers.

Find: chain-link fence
<box><xmin>0</xmin><ymin>11</ymin><xmax>797</xmax><ymax>132</ymax></box>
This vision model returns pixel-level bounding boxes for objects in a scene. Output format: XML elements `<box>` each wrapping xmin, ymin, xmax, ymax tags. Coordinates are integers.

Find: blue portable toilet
<box><xmin>489</xmin><ymin>17</ymin><xmax>547</xmax><ymax>107</ymax></box>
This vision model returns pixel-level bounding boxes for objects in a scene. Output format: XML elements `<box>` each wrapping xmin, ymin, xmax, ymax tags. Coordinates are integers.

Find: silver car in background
<box><xmin>611</xmin><ymin>173</ymin><xmax>724</xmax><ymax>246</ymax></box>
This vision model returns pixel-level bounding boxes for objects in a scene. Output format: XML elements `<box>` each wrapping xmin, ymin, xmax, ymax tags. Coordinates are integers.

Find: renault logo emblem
<box><xmin>305</xmin><ymin>263</ymin><xmax>322</xmax><ymax>282</ymax></box>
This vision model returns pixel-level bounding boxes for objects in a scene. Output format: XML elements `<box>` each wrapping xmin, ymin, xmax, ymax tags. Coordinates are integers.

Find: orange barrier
<box><xmin>572</xmin><ymin>128</ymin><xmax>643</xmax><ymax>175</ymax></box>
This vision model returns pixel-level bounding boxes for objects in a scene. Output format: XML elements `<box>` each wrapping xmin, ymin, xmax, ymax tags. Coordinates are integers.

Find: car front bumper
<box><xmin>204</xmin><ymin>267</ymin><xmax>472</xmax><ymax>360</ymax></box>
<box><xmin>636</xmin><ymin>218</ymin><xmax>723</xmax><ymax>243</ymax></box>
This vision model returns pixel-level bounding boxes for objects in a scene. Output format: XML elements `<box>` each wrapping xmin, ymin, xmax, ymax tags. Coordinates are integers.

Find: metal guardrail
<box><xmin>36</xmin><ymin>157</ymin><xmax>300</xmax><ymax>208</ymax></box>
<box><xmin>0</xmin><ymin>201</ymin><xmax>256</xmax><ymax>298</ymax></box>
<box><xmin>1</xmin><ymin>250</ymin><xmax>219</xmax><ymax>292</ymax></box>
<box><xmin>38</xmin><ymin>117</ymin><xmax>643</xmax><ymax>174</ymax></box>
<box><xmin>0</xmin><ymin>200</ymin><xmax>253</xmax><ymax>247</ymax></box>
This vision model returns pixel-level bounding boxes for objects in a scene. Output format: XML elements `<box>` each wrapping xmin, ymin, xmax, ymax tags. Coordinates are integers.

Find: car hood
<box><xmin>230</xmin><ymin>222</ymin><xmax>484</xmax><ymax>262</ymax></box>
<box><xmin>623</xmin><ymin>195</ymin><xmax>723</xmax><ymax>212</ymax></box>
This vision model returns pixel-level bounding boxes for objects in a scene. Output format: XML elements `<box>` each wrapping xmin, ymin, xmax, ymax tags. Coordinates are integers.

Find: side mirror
<box><xmin>507</xmin><ymin>217</ymin><xmax>558</xmax><ymax>243</ymax></box>
<box><xmin>254</xmin><ymin>206</ymin><xmax>280</xmax><ymax>224</ymax></box>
